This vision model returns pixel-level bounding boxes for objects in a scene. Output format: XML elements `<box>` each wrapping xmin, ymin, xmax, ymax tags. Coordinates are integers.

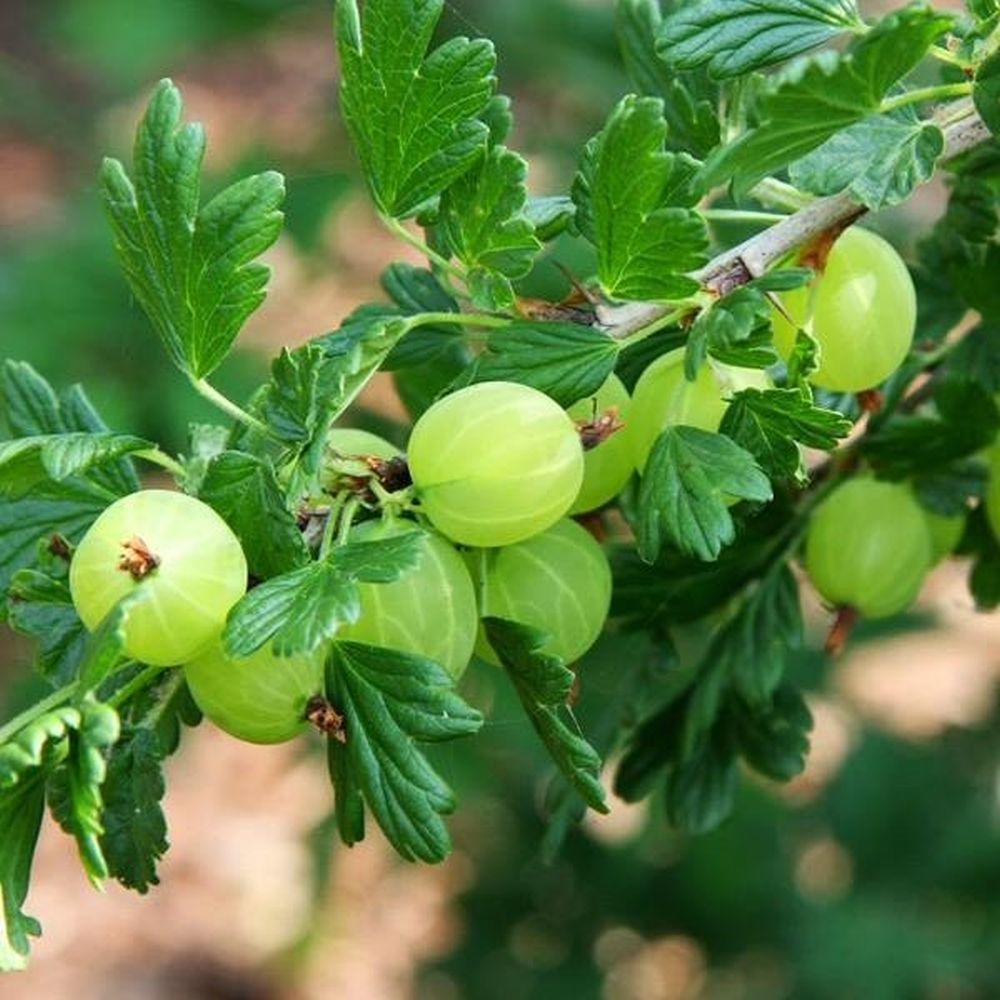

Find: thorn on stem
<box><xmin>825</xmin><ymin>605</ymin><xmax>858</xmax><ymax>657</ymax></box>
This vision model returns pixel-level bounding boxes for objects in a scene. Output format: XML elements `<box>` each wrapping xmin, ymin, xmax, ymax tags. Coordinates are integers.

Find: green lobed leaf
<box><xmin>0</xmin><ymin>707</ymin><xmax>79</xmax><ymax>789</ymax></box>
<box><xmin>484</xmin><ymin>618</ymin><xmax>608</xmax><ymax>814</ymax></box>
<box><xmin>8</xmin><ymin>569</ymin><xmax>88</xmax><ymax>686</ymax></box>
<box><xmin>100</xmin><ymin>727</ymin><xmax>168</xmax><ymax>893</ymax></box>
<box><xmin>223</xmin><ymin>532</ymin><xmax>426</xmax><ymax>658</ymax></box>
<box><xmin>612</xmin><ymin>498</ymin><xmax>796</xmax><ymax>629</ymax></box>
<box><xmin>335</xmin><ymin>0</ymin><xmax>496</xmax><ymax>218</ymax></box>
<box><xmin>617</xmin><ymin>0</ymin><xmax>720</xmax><ymax>158</ymax></box>
<box><xmin>0</xmin><ymin>481</ymin><xmax>113</xmax><ymax>611</ymax></box>
<box><xmin>572</xmin><ymin>94</ymin><xmax>708</xmax><ymax>302</ymax></box>
<box><xmin>789</xmin><ymin>110</ymin><xmax>944</xmax><ymax>209</ymax></box>
<box><xmin>438</xmin><ymin>146</ymin><xmax>542</xmax><ymax>310</ymax></box>
<box><xmin>974</xmin><ymin>51</ymin><xmax>1000</xmax><ymax>138</ymax></box>
<box><xmin>47</xmin><ymin>699</ymin><xmax>121</xmax><ymax>885</ymax></box>
<box><xmin>704</xmin><ymin>6</ymin><xmax>955</xmax><ymax>195</ymax></box>
<box><xmin>0</xmin><ymin>776</ymin><xmax>46</xmax><ymax>971</ymax></box>
<box><xmin>863</xmin><ymin>378</ymin><xmax>1000</xmax><ymax>477</ymax></box>
<box><xmin>462</xmin><ymin>322</ymin><xmax>620</xmax><ymax>407</ymax></box>
<box><xmin>325</xmin><ymin>641</ymin><xmax>482</xmax><ymax>863</ymax></box>
<box><xmin>101</xmin><ymin>80</ymin><xmax>284</xmax><ymax>378</ymax></box>
<box><xmin>684</xmin><ymin>287</ymin><xmax>776</xmax><ymax>378</ymax></box>
<box><xmin>0</xmin><ymin>433</ymin><xmax>151</xmax><ymax>498</ymax></box>
<box><xmin>198</xmin><ymin>451</ymin><xmax>309</xmax><ymax>580</ymax></box>
<box><xmin>658</xmin><ymin>0</ymin><xmax>863</xmax><ymax>79</ymax></box>
<box><xmin>720</xmin><ymin>388</ymin><xmax>853</xmax><ymax>480</ymax></box>
<box><xmin>730</xmin><ymin>683</ymin><xmax>813</xmax><ymax>781</ymax></box>
<box><xmin>524</xmin><ymin>197</ymin><xmax>577</xmax><ymax>242</ymax></box>
<box><xmin>636</xmin><ymin>427</ymin><xmax>772</xmax><ymax>563</ymax></box>
<box><xmin>663</xmin><ymin>724</ymin><xmax>739</xmax><ymax>834</ymax></box>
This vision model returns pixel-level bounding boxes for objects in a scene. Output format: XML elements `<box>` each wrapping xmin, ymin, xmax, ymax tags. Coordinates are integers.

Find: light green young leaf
<box><xmin>101</xmin><ymin>80</ymin><xmax>285</xmax><ymax>378</ymax></box>
<box><xmin>637</xmin><ymin>427</ymin><xmax>772</xmax><ymax>563</ymax></box>
<box><xmin>524</xmin><ymin>196</ymin><xmax>577</xmax><ymax>241</ymax></box>
<box><xmin>658</xmin><ymin>0</ymin><xmax>863</xmax><ymax>79</ymax></box>
<box><xmin>484</xmin><ymin>618</ymin><xmax>608</xmax><ymax>814</ymax></box>
<box><xmin>439</xmin><ymin>146</ymin><xmax>542</xmax><ymax>310</ymax></box>
<box><xmin>48</xmin><ymin>700</ymin><xmax>121</xmax><ymax>886</ymax></box>
<box><xmin>0</xmin><ymin>776</ymin><xmax>45</xmax><ymax>971</ymax></box>
<box><xmin>704</xmin><ymin>6</ymin><xmax>955</xmax><ymax>195</ymax></box>
<box><xmin>462</xmin><ymin>322</ymin><xmax>620</xmax><ymax>407</ymax></box>
<box><xmin>573</xmin><ymin>95</ymin><xmax>708</xmax><ymax>302</ymax></box>
<box><xmin>789</xmin><ymin>111</ymin><xmax>944</xmax><ymax>208</ymax></box>
<box><xmin>335</xmin><ymin>0</ymin><xmax>496</xmax><ymax>218</ymax></box>
<box><xmin>326</xmin><ymin>641</ymin><xmax>483</xmax><ymax>863</ymax></box>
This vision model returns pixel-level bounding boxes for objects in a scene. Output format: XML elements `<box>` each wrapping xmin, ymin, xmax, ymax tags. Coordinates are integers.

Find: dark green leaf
<box><xmin>223</xmin><ymin>532</ymin><xmax>426</xmax><ymax>658</ymax></box>
<box><xmin>0</xmin><ymin>433</ymin><xmax>151</xmax><ymax>498</ymax></box>
<box><xmin>465</xmin><ymin>322</ymin><xmax>620</xmax><ymax>407</ymax></box>
<box><xmin>720</xmin><ymin>388</ymin><xmax>853</xmax><ymax>480</ymax></box>
<box><xmin>439</xmin><ymin>146</ymin><xmax>541</xmax><ymax>309</ymax></box>
<box><xmin>573</xmin><ymin>95</ymin><xmax>708</xmax><ymax>302</ymax></box>
<box><xmin>948</xmin><ymin>323</ymin><xmax>1000</xmax><ymax>394</ymax></box>
<box><xmin>663</xmin><ymin>726</ymin><xmax>739</xmax><ymax>833</ymax></box>
<box><xmin>730</xmin><ymin>683</ymin><xmax>812</xmax><ymax>781</ymax></box>
<box><xmin>326</xmin><ymin>641</ymin><xmax>482</xmax><ymax>862</ymax></box>
<box><xmin>101</xmin><ymin>80</ymin><xmax>284</xmax><ymax>378</ymax></box>
<box><xmin>863</xmin><ymin>378</ymin><xmax>1000</xmax><ymax>477</ymax></box>
<box><xmin>974</xmin><ymin>51</ymin><xmax>1000</xmax><ymax>137</ymax></box>
<box><xmin>335</xmin><ymin>0</ymin><xmax>496</xmax><ymax>218</ymax></box>
<box><xmin>198</xmin><ymin>451</ymin><xmax>309</xmax><ymax>580</ymax></box>
<box><xmin>0</xmin><ymin>776</ymin><xmax>45</xmax><ymax>971</ymax></box>
<box><xmin>100</xmin><ymin>727</ymin><xmax>168</xmax><ymax>893</ymax></box>
<box><xmin>616</xmin><ymin>0</ymin><xmax>720</xmax><ymax>158</ymax></box>
<box><xmin>789</xmin><ymin>112</ymin><xmax>944</xmax><ymax>209</ymax></box>
<box><xmin>658</xmin><ymin>0</ymin><xmax>863</xmax><ymax>79</ymax></box>
<box><xmin>637</xmin><ymin>427</ymin><xmax>772</xmax><ymax>563</ymax></box>
<box><xmin>684</xmin><ymin>287</ymin><xmax>775</xmax><ymax>377</ymax></box>
<box><xmin>484</xmin><ymin>618</ymin><xmax>608</xmax><ymax>814</ymax></box>
<box><xmin>704</xmin><ymin>7</ymin><xmax>955</xmax><ymax>194</ymax></box>
<box><xmin>0</xmin><ymin>480</ymin><xmax>112</xmax><ymax>610</ymax></box>
<box><xmin>7</xmin><ymin>570</ymin><xmax>88</xmax><ymax>685</ymax></box>
<box><xmin>524</xmin><ymin>197</ymin><xmax>577</xmax><ymax>241</ymax></box>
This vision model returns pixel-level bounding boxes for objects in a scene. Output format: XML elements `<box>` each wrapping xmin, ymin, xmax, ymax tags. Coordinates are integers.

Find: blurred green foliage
<box><xmin>3</xmin><ymin>0</ymin><xmax>1000</xmax><ymax>996</ymax></box>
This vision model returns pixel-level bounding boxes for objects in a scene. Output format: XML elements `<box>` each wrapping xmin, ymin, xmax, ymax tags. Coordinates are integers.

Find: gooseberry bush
<box><xmin>1</xmin><ymin>0</ymin><xmax>1000</xmax><ymax>971</ymax></box>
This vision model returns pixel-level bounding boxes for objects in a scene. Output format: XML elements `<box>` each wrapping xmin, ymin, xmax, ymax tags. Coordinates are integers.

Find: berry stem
<box><xmin>107</xmin><ymin>664</ymin><xmax>166</xmax><ymax>708</ymax></box>
<box><xmin>702</xmin><ymin>209</ymin><xmax>789</xmax><ymax>225</ymax></box>
<box><xmin>136</xmin><ymin>448</ymin><xmax>185</xmax><ymax>479</ymax></box>
<box><xmin>405</xmin><ymin>311</ymin><xmax>512</xmax><ymax>332</ymax></box>
<box><xmin>879</xmin><ymin>82</ymin><xmax>973</xmax><ymax>115</ymax></box>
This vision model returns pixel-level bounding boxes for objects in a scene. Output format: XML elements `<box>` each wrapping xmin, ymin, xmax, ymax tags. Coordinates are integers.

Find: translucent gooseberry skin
<box><xmin>805</xmin><ymin>478</ymin><xmax>931</xmax><ymax>619</ymax></box>
<box><xmin>470</xmin><ymin>518</ymin><xmax>612</xmax><ymax>664</ymax></box>
<box><xmin>568</xmin><ymin>374</ymin><xmax>634</xmax><ymax>514</ymax></box>
<box><xmin>185</xmin><ymin>644</ymin><xmax>325</xmax><ymax>745</ymax></box>
<box><xmin>69</xmin><ymin>490</ymin><xmax>247</xmax><ymax>666</ymax></box>
<box><xmin>629</xmin><ymin>348</ymin><xmax>771</xmax><ymax>471</ymax></box>
<box><xmin>337</xmin><ymin>520</ymin><xmax>478</xmax><ymax>679</ymax></box>
<box><xmin>326</xmin><ymin>427</ymin><xmax>400</xmax><ymax>461</ymax></box>
<box><xmin>771</xmin><ymin>227</ymin><xmax>916</xmax><ymax>393</ymax></box>
<box><xmin>407</xmin><ymin>381</ymin><xmax>585</xmax><ymax>547</ymax></box>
